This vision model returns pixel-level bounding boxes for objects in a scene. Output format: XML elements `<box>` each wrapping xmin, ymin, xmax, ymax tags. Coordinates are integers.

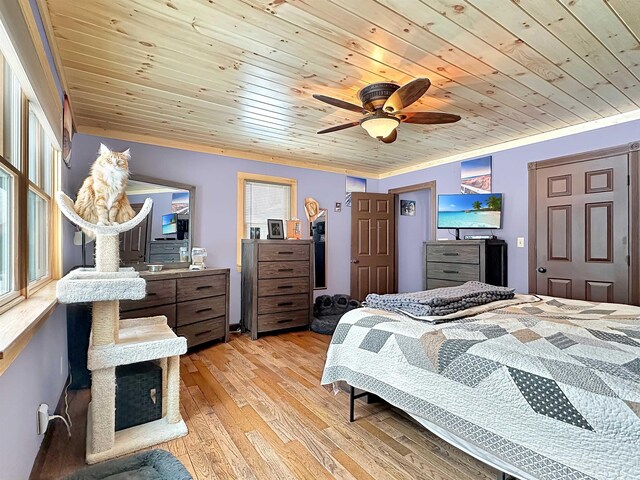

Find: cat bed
<box><xmin>55</xmin><ymin>191</ymin><xmax>153</xmax><ymax>235</ymax></box>
<box><xmin>311</xmin><ymin>294</ymin><xmax>360</xmax><ymax>335</ymax></box>
<box><xmin>64</xmin><ymin>449</ymin><xmax>192</xmax><ymax>480</ymax></box>
<box><xmin>57</xmin><ymin>268</ymin><xmax>146</xmax><ymax>304</ymax></box>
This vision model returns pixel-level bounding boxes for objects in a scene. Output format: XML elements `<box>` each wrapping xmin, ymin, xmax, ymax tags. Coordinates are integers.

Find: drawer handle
<box><xmin>443</xmin><ymin>252</ymin><xmax>459</xmax><ymax>256</ymax></box>
<box><xmin>195</xmin><ymin>331</ymin><xmax>210</xmax><ymax>337</ymax></box>
<box><xmin>196</xmin><ymin>285</ymin><xmax>213</xmax><ymax>290</ymax></box>
<box><xmin>277</xmin><ymin>285</ymin><xmax>294</xmax><ymax>290</ymax></box>
<box><xmin>196</xmin><ymin>307</ymin><xmax>213</xmax><ymax>314</ymax></box>
<box><xmin>277</xmin><ymin>319</ymin><xmax>293</xmax><ymax>324</ymax></box>
<box><xmin>443</xmin><ymin>270</ymin><xmax>459</xmax><ymax>274</ymax></box>
<box><xmin>277</xmin><ymin>302</ymin><xmax>293</xmax><ymax>307</ymax></box>
<box><xmin>278</xmin><ymin>251</ymin><xmax>294</xmax><ymax>255</ymax></box>
<box><xmin>278</xmin><ymin>268</ymin><xmax>294</xmax><ymax>272</ymax></box>
<box><xmin>147</xmin><ymin>292</ymin><xmax>157</xmax><ymax>296</ymax></box>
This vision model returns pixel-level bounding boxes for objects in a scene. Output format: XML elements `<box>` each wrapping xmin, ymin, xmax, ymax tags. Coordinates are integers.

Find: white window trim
<box><xmin>236</xmin><ymin>172</ymin><xmax>297</xmax><ymax>270</ymax></box>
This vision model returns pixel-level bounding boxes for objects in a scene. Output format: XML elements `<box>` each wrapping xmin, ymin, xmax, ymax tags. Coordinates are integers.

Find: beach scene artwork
<box><xmin>345</xmin><ymin>176</ymin><xmax>366</xmax><ymax>207</ymax></box>
<box><xmin>171</xmin><ymin>191</ymin><xmax>189</xmax><ymax>213</ymax></box>
<box><xmin>461</xmin><ymin>156</ymin><xmax>492</xmax><ymax>194</ymax></box>
<box><xmin>438</xmin><ymin>193</ymin><xmax>502</xmax><ymax>229</ymax></box>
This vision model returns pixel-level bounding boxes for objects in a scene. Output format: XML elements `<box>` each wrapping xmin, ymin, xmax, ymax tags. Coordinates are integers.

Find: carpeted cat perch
<box><xmin>55</xmin><ymin>192</ymin><xmax>188</xmax><ymax>464</ymax></box>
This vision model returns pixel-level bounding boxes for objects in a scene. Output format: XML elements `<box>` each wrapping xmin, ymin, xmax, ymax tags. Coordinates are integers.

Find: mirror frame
<box><xmin>127</xmin><ymin>174</ymin><xmax>197</xmax><ymax>268</ymax></box>
<box><xmin>310</xmin><ymin>208</ymin><xmax>327</xmax><ymax>290</ymax></box>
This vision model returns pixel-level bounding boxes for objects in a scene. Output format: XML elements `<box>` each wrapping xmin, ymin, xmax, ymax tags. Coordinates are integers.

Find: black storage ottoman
<box><xmin>115</xmin><ymin>361</ymin><xmax>163</xmax><ymax>431</ymax></box>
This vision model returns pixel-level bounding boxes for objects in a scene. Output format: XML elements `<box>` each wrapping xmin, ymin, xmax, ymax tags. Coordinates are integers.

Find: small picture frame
<box><xmin>401</xmin><ymin>200</ymin><xmax>416</xmax><ymax>216</ymax></box>
<box><xmin>267</xmin><ymin>219</ymin><xmax>285</xmax><ymax>240</ymax></box>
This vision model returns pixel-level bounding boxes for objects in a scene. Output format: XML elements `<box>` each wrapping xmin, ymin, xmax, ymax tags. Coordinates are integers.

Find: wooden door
<box><xmin>534</xmin><ymin>154</ymin><xmax>629</xmax><ymax>303</ymax></box>
<box><xmin>120</xmin><ymin>203</ymin><xmax>149</xmax><ymax>264</ymax></box>
<box><xmin>350</xmin><ymin>192</ymin><xmax>396</xmax><ymax>301</ymax></box>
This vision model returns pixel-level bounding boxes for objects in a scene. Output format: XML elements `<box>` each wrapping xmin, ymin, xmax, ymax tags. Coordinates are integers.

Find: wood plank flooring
<box><xmin>30</xmin><ymin>331</ymin><xmax>500</xmax><ymax>480</ymax></box>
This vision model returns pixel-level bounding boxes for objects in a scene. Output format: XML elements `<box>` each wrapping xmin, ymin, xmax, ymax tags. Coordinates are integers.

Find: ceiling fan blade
<box><xmin>313</xmin><ymin>94</ymin><xmax>365</xmax><ymax>114</ymax></box>
<box><xmin>317</xmin><ymin>121</ymin><xmax>360</xmax><ymax>134</ymax></box>
<box><xmin>383</xmin><ymin>78</ymin><xmax>431</xmax><ymax>113</ymax></box>
<box><xmin>380</xmin><ymin>129</ymin><xmax>397</xmax><ymax>144</ymax></box>
<box><xmin>399</xmin><ymin>112</ymin><xmax>461</xmax><ymax>124</ymax></box>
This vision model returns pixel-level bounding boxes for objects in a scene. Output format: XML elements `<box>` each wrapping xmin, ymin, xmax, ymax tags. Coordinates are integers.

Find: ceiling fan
<box><xmin>313</xmin><ymin>78</ymin><xmax>460</xmax><ymax>144</ymax></box>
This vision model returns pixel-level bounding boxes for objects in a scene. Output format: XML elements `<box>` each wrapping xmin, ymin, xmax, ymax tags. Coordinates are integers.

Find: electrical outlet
<box><xmin>517</xmin><ymin>237</ymin><xmax>525</xmax><ymax>248</ymax></box>
<box><xmin>37</xmin><ymin>404</ymin><xmax>49</xmax><ymax>435</ymax></box>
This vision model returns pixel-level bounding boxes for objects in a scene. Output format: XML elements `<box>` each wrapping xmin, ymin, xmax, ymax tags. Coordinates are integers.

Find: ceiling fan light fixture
<box><xmin>360</xmin><ymin>115</ymin><xmax>400</xmax><ymax>139</ymax></box>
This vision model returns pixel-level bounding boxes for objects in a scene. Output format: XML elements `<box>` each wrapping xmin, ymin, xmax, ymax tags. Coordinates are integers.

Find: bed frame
<box><xmin>348</xmin><ymin>386</ymin><xmax>512</xmax><ymax>480</ymax></box>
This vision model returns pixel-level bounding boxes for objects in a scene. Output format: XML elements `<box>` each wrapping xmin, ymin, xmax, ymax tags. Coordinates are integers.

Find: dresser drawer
<box><xmin>426</xmin><ymin>244</ymin><xmax>479</xmax><ymax>264</ymax></box>
<box><xmin>258</xmin><ymin>243</ymin><xmax>309</xmax><ymax>262</ymax></box>
<box><xmin>258</xmin><ymin>261</ymin><xmax>310</xmax><ymax>279</ymax></box>
<box><xmin>258</xmin><ymin>277</ymin><xmax>309</xmax><ymax>297</ymax></box>
<box><xmin>258</xmin><ymin>294</ymin><xmax>309</xmax><ymax>314</ymax></box>
<box><xmin>120</xmin><ymin>304</ymin><xmax>176</xmax><ymax>329</ymax></box>
<box><xmin>258</xmin><ymin>309</ymin><xmax>309</xmax><ymax>333</ymax></box>
<box><xmin>426</xmin><ymin>278</ymin><xmax>466</xmax><ymax>290</ymax></box>
<box><xmin>120</xmin><ymin>279</ymin><xmax>176</xmax><ymax>312</ymax></box>
<box><xmin>176</xmin><ymin>274</ymin><xmax>227</xmax><ymax>302</ymax></box>
<box><xmin>149</xmin><ymin>242</ymin><xmax>187</xmax><ymax>254</ymax></box>
<box><xmin>177</xmin><ymin>317</ymin><xmax>225</xmax><ymax>348</ymax></box>
<box><xmin>177</xmin><ymin>296</ymin><xmax>226</xmax><ymax>327</ymax></box>
<box><xmin>427</xmin><ymin>262</ymin><xmax>479</xmax><ymax>282</ymax></box>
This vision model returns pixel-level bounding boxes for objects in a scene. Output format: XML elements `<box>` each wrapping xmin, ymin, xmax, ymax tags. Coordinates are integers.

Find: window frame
<box><xmin>0</xmin><ymin>73</ymin><xmax>59</xmax><ymax>313</ymax></box>
<box><xmin>236</xmin><ymin>172</ymin><xmax>297</xmax><ymax>270</ymax></box>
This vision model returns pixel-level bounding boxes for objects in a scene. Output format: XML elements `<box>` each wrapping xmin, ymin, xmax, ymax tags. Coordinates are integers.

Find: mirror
<box><xmin>122</xmin><ymin>175</ymin><xmax>196</xmax><ymax>267</ymax></box>
<box><xmin>310</xmin><ymin>209</ymin><xmax>327</xmax><ymax>289</ymax></box>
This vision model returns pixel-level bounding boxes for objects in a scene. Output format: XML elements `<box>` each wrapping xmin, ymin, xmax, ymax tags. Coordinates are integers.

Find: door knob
<box><xmin>350</xmin><ymin>259</ymin><xmax>360</xmax><ymax>264</ymax></box>
<box><xmin>537</xmin><ymin>267</ymin><xmax>547</xmax><ymax>273</ymax></box>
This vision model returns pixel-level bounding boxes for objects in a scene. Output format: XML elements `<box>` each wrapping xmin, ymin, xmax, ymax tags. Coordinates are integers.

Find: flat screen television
<box><xmin>437</xmin><ymin>193</ymin><xmax>503</xmax><ymax>232</ymax></box>
<box><xmin>162</xmin><ymin>213</ymin><xmax>177</xmax><ymax>235</ymax></box>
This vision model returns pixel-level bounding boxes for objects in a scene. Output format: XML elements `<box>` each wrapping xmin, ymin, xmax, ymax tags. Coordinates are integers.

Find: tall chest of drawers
<box><xmin>120</xmin><ymin>268</ymin><xmax>230</xmax><ymax>348</ymax></box>
<box><xmin>424</xmin><ymin>240</ymin><xmax>508</xmax><ymax>289</ymax></box>
<box><xmin>241</xmin><ymin>239</ymin><xmax>313</xmax><ymax>340</ymax></box>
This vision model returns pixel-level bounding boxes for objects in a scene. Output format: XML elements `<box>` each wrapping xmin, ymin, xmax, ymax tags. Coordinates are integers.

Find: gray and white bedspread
<box><xmin>321</xmin><ymin>296</ymin><xmax>640</xmax><ymax>480</ymax></box>
<box><xmin>363</xmin><ymin>281</ymin><xmax>515</xmax><ymax>316</ymax></box>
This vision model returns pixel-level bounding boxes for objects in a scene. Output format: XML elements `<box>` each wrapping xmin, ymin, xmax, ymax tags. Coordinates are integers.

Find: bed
<box><xmin>321</xmin><ymin>295</ymin><xmax>640</xmax><ymax>480</ymax></box>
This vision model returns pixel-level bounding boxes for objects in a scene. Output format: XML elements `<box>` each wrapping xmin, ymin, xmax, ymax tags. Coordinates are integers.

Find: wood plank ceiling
<box><xmin>41</xmin><ymin>0</ymin><xmax>640</xmax><ymax>177</ymax></box>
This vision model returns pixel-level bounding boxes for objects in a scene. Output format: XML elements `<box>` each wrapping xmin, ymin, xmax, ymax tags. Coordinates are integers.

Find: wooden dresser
<box><xmin>120</xmin><ymin>268</ymin><xmax>230</xmax><ymax>348</ymax></box>
<box><xmin>424</xmin><ymin>240</ymin><xmax>507</xmax><ymax>289</ymax></box>
<box><xmin>241</xmin><ymin>239</ymin><xmax>313</xmax><ymax>340</ymax></box>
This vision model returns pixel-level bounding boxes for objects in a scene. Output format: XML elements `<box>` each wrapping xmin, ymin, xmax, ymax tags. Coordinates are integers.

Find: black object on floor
<box><xmin>115</xmin><ymin>361</ymin><xmax>163</xmax><ymax>431</ymax></box>
<box><xmin>311</xmin><ymin>294</ymin><xmax>360</xmax><ymax>335</ymax></box>
<box><xmin>64</xmin><ymin>449</ymin><xmax>192</xmax><ymax>480</ymax></box>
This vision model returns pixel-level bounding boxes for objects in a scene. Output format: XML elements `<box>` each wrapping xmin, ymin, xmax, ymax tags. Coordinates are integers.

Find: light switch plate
<box><xmin>517</xmin><ymin>237</ymin><xmax>525</xmax><ymax>248</ymax></box>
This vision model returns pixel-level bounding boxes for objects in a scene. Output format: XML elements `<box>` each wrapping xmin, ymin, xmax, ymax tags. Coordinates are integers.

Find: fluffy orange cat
<box><xmin>74</xmin><ymin>144</ymin><xmax>135</xmax><ymax>233</ymax></box>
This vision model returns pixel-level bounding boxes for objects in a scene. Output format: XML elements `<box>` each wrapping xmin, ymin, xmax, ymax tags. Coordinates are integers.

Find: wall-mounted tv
<box><xmin>162</xmin><ymin>213</ymin><xmax>178</xmax><ymax>235</ymax></box>
<box><xmin>437</xmin><ymin>193</ymin><xmax>503</xmax><ymax>230</ymax></box>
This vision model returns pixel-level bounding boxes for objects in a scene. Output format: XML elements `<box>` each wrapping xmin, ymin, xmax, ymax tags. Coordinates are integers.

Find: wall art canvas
<box><xmin>345</xmin><ymin>176</ymin><xmax>366</xmax><ymax>207</ymax></box>
<box><xmin>171</xmin><ymin>191</ymin><xmax>189</xmax><ymax>213</ymax></box>
<box><xmin>461</xmin><ymin>156</ymin><xmax>492</xmax><ymax>194</ymax></box>
<box><xmin>400</xmin><ymin>200</ymin><xmax>416</xmax><ymax>216</ymax></box>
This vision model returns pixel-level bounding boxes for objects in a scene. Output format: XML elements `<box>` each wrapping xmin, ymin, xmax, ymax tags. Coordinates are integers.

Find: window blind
<box><xmin>244</xmin><ymin>181</ymin><xmax>291</xmax><ymax>238</ymax></box>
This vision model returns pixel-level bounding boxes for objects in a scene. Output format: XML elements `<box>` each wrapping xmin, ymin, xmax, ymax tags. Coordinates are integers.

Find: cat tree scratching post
<box><xmin>55</xmin><ymin>192</ymin><xmax>188</xmax><ymax>464</ymax></box>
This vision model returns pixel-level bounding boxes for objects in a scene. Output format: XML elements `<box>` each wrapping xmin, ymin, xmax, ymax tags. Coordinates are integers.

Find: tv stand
<box><xmin>453</xmin><ymin>228</ymin><xmax>461</xmax><ymax>240</ymax></box>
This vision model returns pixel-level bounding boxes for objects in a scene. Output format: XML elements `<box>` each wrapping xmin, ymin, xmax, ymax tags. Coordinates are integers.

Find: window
<box><xmin>0</xmin><ymin>48</ymin><xmax>59</xmax><ymax>309</ymax></box>
<box><xmin>237</xmin><ymin>172</ymin><xmax>297</xmax><ymax>268</ymax></box>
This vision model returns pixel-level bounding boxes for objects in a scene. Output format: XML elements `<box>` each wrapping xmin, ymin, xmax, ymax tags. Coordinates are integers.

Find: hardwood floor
<box><xmin>31</xmin><ymin>331</ymin><xmax>500</xmax><ymax>480</ymax></box>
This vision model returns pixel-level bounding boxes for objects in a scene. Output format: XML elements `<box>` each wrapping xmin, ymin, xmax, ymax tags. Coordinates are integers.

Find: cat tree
<box><xmin>55</xmin><ymin>191</ymin><xmax>188</xmax><ymax>464</ymax></box>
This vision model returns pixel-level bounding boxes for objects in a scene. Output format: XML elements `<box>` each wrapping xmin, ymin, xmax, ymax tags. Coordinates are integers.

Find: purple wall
<box><xmin>380</xmin><ymin>118</ymin><xmax>640</xmax><ymax>294</ymax></box>
<box><xmin>69</xmin><ymin>135</ymin><xmax>379</xmax><ymax>323</ymax></box>
<box><xmin>397</xmin><ymin>189</ymin><xmax>431</xmax><ymax>293</ymax></box>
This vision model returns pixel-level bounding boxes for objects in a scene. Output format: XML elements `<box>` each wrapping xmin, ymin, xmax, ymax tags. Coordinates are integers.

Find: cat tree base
<box><xmin>85</xmin><ymin>411</ymin><xmax>188</xmax><ymax>464</ymax></box>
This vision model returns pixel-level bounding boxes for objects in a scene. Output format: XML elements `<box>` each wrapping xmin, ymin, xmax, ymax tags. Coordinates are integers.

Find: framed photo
<box><xmin>461</xmin><ymin>156</ymin><xmax>492</xmax><ymax>194</ymax></box>
<box><xmin>345</xmin><ymin>175</ymin><xmax>366</xmax><ymax>207</ymax></box>
<box><xmin>400</xmin><ymin>200</ymin><xmax>416</xmax><ymax>216</ymax></box>
<box><xmin>267</xmin><ymin>219</ymin><xmax>285</xmax><ymax>239</ymax></box>
<box><xmin>62</xmin><ymin>93</ymin><xmax>75</xmax><ymax>168</ymax></box>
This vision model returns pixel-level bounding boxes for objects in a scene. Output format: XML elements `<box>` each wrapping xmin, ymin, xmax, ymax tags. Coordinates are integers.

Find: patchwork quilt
<box><xmin>321</xmin><ymin>296</ymin><xmax>640</xmax><ymax>480</ymax></box>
